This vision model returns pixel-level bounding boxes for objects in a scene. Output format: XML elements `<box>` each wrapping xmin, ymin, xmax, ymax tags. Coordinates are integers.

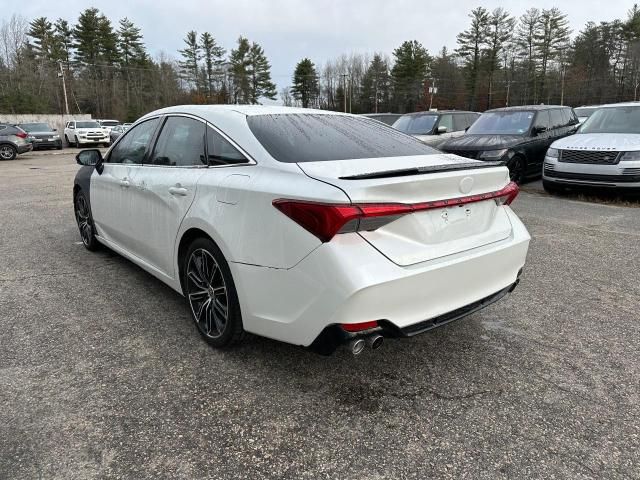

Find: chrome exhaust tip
<box><xmin>367</xmin><ymin>334</ymin><xmax>384</xmax><ymax>350</ymax></box>
<box><xmin>349</xmin><ymin>338</ymin><xmax>366</xmax><ymax>356</ymax></box>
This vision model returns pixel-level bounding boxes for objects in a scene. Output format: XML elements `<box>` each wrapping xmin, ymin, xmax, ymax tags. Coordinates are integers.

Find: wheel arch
<box><xmin>176</xmin><ymin>226</ymin><xmax>226</xmax><ymax>295</ymax></box>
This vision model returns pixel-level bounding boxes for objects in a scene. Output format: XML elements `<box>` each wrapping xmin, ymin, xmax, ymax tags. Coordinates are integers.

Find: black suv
<box><xmin>441</xmin><ymin>105</ymin><xmax>579</xmax><ymax>183</ymax></box>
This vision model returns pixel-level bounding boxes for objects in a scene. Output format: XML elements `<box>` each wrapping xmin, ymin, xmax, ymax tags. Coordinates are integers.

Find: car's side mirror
<box><xmin>52</xmin><ymin>128</ymin><xmax>57</xmax><ymax>132</ymax></box>
<box><xmin>437</xmin><ymin>126</ymin><xmax>448</xmax><ymax>134</ymax></box>
<box><xmin>76</xmin><ymin>149</ymin><xmax>103</xmax><ymax>171</ymax></box>
<box><xmin>533</xmin><ymin>126</ymin><xmax>547</xmax><ymax>136</ymax></box>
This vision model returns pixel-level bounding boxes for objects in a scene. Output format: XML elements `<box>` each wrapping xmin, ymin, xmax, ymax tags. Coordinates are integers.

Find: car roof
<box><xmin>401</xmin><ymin>110</ymin><xmax>478</xmax><ymax>116</ymax></box>
<box><xmin>486</xmin><ymin>105</ymin><xmax>567</xmax><ymax>113</ymax></box>
<box><xmin>599</xmin><ymin>102</ymin><xmax>640</xmax><ymax>108</ymax></box>
<box><xmin>145</xmin><ymin>104</ymin><xmax>347</xmax><ymax>119</ymax></box>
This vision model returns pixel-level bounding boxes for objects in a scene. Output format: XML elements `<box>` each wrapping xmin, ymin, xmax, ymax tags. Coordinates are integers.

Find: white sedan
<box><xmin>73</xmin><ymin>106</ymin><xmax>530</xmax><ymax>355</ymax></box>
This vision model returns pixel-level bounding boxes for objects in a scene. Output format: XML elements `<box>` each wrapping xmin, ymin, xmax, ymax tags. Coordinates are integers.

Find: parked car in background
<box><xmin>392</xmin><ymin>110</ymin><xmax>480</xmax><ymax>148</ymax></box>
<box><xmin>72</xmin><ymin>105</ymin><xmax>529</xmax><ymax>355</ymax></box>
<box><xmin>361</xmin><ymin>113</ymin><xmax>402</xmax><ymax>126</ymax></box>
<box><xmin>0</xmin><ymin>124</ymin><xmax>33</xmax><ymax>160</ymax></box>
<box><xmin>441</xmin><ymin>105</ymin><xmax>579</xmax><ymax>183</ymax></box>
<box><xmin>16</xmin><ymin>122</ymin><xmax>62</xmax><ymax>150</ymax></box>
<box><xmin>64</xmin><ymin>120</ymin><xmax>110</xmax><ymax>147</ymax></box>
<box><xmin>109</xmin><ymin>124</ymin><xmax>130</xmax><ymax>143</ymax></box>
<box><xmin>97</xmin><ymin>119</ymin><xmax>120</xmax><ymax>132</ymax></box>
<box><xmin>543</xmin><ymin>102</ymin><xmax>640</xmax><ymax>192</ymax></box>
<box><xmin>574</xmin><ymin>106</ymin><xmax>600</xmax><ymax>124</ymax></box>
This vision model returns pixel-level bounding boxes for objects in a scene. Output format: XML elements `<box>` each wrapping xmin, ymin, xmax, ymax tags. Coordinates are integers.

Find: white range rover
<box><xmin>64</xmin><ymin>120</ymin><xmax>110</xmax><ymax>148</ymax></box>
<box><xmin>543</xmin><ymin>102</ymin><xmax>640</xmax><ymax>192</ymax></box>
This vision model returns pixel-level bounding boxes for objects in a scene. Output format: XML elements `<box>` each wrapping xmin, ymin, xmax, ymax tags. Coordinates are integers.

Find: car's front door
<box><xmin>126</xmin><ymin>115</ymin><xmax>209</xmax><ymax>277</ymax></box>
<box><xmin>90</xmin><ymin>117</ymin><xmax>160</xmax><ymax>251</ymax></box>
<box><xmin>527</xmin><ymin>110</ymin><xmax>552</xmax><ymax>174</ymax></box>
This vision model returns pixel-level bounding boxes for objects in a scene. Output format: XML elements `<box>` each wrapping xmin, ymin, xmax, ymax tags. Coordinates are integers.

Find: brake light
<box><xmin>15</xmin><ymin>131</ymin><xmax>27</xmax><ymax>139</ymax></box>
<box><xmin>273</xmin><ymin>181</ymin><xmax>519</xmax><ymax>242</ymax></box>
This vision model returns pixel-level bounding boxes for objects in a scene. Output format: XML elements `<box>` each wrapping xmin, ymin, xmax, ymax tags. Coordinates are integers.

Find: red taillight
<box><xmin>15</xmin><ymin>131</ymin><xmax>28</xmax><ymax>139</ymax></box>
<box><xmin>341</xmin><ymin>321</ymin><xmax>379</xmax><ymax>332</ymax></box>
<box><xmin>273</xmin><ymin>181</ymin><xmax>519</xmax><ymax>242</ymax></box>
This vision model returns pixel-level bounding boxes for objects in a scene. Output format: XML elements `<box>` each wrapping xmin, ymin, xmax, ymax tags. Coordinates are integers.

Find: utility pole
<box><xmin>58</xmin><ymin>61</ymin><xmax>69</xmax><ymax>116</ymax></box>
<box><xmin>428</xmin><ymin>79</ymin><xmax>437</xmax><ymax>110</ymax></box>
<box><xmin>560</xmin><ymin>65</ymin><xmax>566</xmax><ymax>106</ymax></box>
<box><xmin>341</xmin><ymin>74</ymin><xmax>348</xmax><ymax>113</ymax></box>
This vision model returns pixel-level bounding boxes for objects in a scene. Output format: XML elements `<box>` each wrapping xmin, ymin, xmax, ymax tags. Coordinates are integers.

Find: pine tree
<box><xmin>179</xmin><ymin>31</ymin><xmax>201</xmax><ymax>93</ymax></box>
<box><xmin>390</xmin><ymin>40</ymin><xmax>430</xmax><ymax>113</ymax></box>
<box><xmin>360</xmin><ymin>54</ymin><xmax>390</xmax><ymax>113</ymax></box>
<box><xmin>485</xmin><ymin>8</ymin><xmax>515</xmax><ymax>108</ymax></box>
<box><xmin>229</xmin><ymin>36</ymin><xmax>251</xmax><ymax>103</ymax></box>
<box><xmin>535</xmin><ymin>8</ymin><xmax>570</xmax><ymax>102</ymax></box>
<box><xmin>456</xmin><ymin>7</ymin><xmax>490</xmax><ymax>110</ymax></box>
<box><xmin>28</xmin><ymin>17</ymin><xmax>54</xmax><ymax>60</ymax></box>
<box><xmin>53</xmin><ymin>19</ymin><xmax>73</xmax><ymax>66</ymax></box>
<box><xmin>118</xmin><ymin>18</ymin><xmax>145</xmax><ymax>67</ymax></box>
<box><xmin>291</xmin><ymin>58</ymin><xmax>319</xmax><ymax>107</ymax></box>
<box><xmin>200</xmin><ymin>32</ymin><xmax>225</xmax><ymax>101</ymax></box>
<box><xmin>248</xmin><ymin>41</ymin><xmax>277</xmax><ymax>103</ymax></box>
<box><xmin>515</xmin><ymin>8</ymin><xmax>542</xmax><ymax>103</ymax></box>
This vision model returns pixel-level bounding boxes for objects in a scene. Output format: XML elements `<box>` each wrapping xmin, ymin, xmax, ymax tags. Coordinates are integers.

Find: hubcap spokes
<box><xmin>186</xmin><ymin>249</ymin><xmax>228</xmax><ymax>339</ymax></box>
<box><xmin>0</xmin><ymin>146</ymin><xmax>12</xmax><ymax>159</ymax></box>
<box><xmin>75</xmin><ymin>195</ymin><xmax>92</xmax><ymax>245</ymax></box>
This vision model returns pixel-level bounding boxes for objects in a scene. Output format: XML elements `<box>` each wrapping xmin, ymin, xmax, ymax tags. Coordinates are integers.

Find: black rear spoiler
<box><xmin>339</xmin><ymin>161</ymin><xmax>503</xmax><ymax>180</ymax></box>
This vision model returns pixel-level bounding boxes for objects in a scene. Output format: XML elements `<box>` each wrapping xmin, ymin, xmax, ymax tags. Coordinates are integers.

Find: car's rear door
<box><xmin>125</xmin><ymin>115</ymin><xmax>209</xmax><ymax>277</ymax></box>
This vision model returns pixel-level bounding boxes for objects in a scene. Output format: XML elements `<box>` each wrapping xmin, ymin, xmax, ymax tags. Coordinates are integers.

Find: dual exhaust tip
<box><xmin>349</xmin><ymin>334</ymin><xmax>384</xmax><ymax>355</ymax></box>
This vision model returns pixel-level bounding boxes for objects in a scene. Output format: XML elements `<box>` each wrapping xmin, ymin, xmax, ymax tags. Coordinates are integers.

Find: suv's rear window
<box><xmin>247</xmin><ymin>114</ymin><xmax>438</xmax><ymax>163</ymax></box>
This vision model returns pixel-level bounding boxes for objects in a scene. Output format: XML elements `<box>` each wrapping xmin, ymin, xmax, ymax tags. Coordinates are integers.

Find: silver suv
<box><xmin>0</xmin><ymin>124</ymin><xmax>33</xmax><ymax>160</ymax></box>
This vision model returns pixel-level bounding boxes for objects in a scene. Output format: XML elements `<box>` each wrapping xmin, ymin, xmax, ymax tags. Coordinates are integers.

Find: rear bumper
<box><xmin>17</xmin><ymin>143</ymin><xmax>33</xmax><ymax>154</ymax></box>
<box><xmin>231</xmin><ymin>207</ymin><xmax>530</xmax><ymax>348</ymax></box>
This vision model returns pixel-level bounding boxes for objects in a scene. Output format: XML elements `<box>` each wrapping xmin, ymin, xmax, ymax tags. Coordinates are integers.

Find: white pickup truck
<box><xmin>64</xmin><ymin>120</ymin><xmax>111</xmax><ymax>147</ymax></box>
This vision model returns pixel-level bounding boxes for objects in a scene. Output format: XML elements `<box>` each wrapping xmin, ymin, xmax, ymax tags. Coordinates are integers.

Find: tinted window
<box><xmin>76</xmin><ymin>121</ymin><xmax>101</xmax><ymax>128</ymax></box>
<box><xmin>549</xmin><ymin>110</ymin><xmax>564</xmax><ymax>129</ymax></box>
<box><xmin>438</xmin><ymin>114</ymin><xmax>454</xmax><ymax>132</ymax></box>
<box><xmin>151</xmin><ymin>116</ymin><xmax>206</xmax><ymax>167</ymax></box>
<box><xmin>207</xmin><ymin>127</ymin><xmax>248</xmax><ymax>165</ymax></box>
<box><xmin>467</xmin><ymin>111</ymin><xmax>535</xmax><ymax>135</ymax></box>
<box><xmin>453</xmin><ymin>114</ymin><xmax>470</xmax><ymax>131</ymax></box>
<box><xmin>580</xmin><ymin>106</ymin><xmax>640</xmax><ymax>134</ymax></box>
<box><xmin>534</xmin><ymin>110</ymin><xmax>550</xmax><ymax>130</ymax></box>
<box><xmin>560</xmin><ymin>109</ymin><xmax>571</xmax><ymax>126</ymax></box>
<box><xmin>393</xmin><ymin>114</ymin><xmax>438</xmax><ymax>135</ymax></box>
<box><xmin>248</xmin><ymin>114</ymin><xmax>438</xmax><ymax>163</ymax></box>
<box><xmin>108</xmin><ymin>118</ymin><xmax>159</xmax><ymax>164</ymax></box>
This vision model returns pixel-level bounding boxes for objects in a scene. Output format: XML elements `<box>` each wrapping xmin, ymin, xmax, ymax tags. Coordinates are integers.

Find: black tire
<box><xmin>507</xmin><ymin>155</ymin><xmax>526</xmax><ymax>184</ymax></box>
<box><xmin>74</xmin><ymin>190</ymin><xmax>100</xmax><ymax>251</ymax></box>
<box><xmin>74</xmin><ymin>136</ymin><xmax>81</xmax><ymax>148</ymax></box>
<box><xmin>543</xmin><ymin>179</ymin><xmax>566</xmax><ymax>195</ymax></box>
<box><xmin>182</xmin><ymin>237</ymin><xmax>244</xmax><ymax>348</ymax></box>
<box><xmin>65</xmin><ymin>135</ymin><xmax>73</xmax><ymax>148</ymax></box>
<box><xmin>57</xmin><ymin>143</ymin><xmax>63</xmax><ymax>150</ymax></box>
<box><xmin>0</xmin><ymin>144</ymin><xmax>17</xmax><ymax>160</ymax></box>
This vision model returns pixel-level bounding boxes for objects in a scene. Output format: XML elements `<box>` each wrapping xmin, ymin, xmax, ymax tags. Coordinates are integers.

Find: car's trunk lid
<box><xmin>297</xmin><ymin>154</ymin><xmax>514</xmax><ymax>266</ymax></box>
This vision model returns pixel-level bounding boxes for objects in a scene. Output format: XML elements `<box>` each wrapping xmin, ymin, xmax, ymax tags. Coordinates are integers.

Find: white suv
<box><xmin>72</xmin><ymin>106</ymin><xmax>530</xmax><ymax>355</ymax></box>
<box><xmin>64</xmin><ymin>120</ymin><xmax>110</xmax><ymax>148</ymax></box>
<box><xmin>544</xmin><ymin>102</ymin><xmax>640</xmax><ymax>192</ymax></box>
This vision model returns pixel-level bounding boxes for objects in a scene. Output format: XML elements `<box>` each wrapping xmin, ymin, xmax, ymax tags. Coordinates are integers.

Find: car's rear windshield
<box><xmin>19</xmin><ymin>123</ymin><xmax>51</xmax><ymax>132</ymax></box>
<box><xmin>247</xmin><ymin>114</ymin><xmax>438</xmax><ymax>163</ymax></box>
<box><xmin>467</xmin><ymin>111</ymin><xmax>535</xmax><ymax>135</ymax></box>
<box><xmin>392</xmin><ymin>114</ymin><xmax>438</xmax><ymax>135</ymax></box>
<box><xmin>579</xmin><ymin>106</ymin><xmax>640</xmax><ymax>134</ymax></box>
<box><xmin>76</xmin><ymin>121</ymin><xmax>100</xmax><ymax>128</ymax></box>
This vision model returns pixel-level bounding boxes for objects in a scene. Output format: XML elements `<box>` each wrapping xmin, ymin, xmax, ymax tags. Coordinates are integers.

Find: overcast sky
<box><xmin>7</xmin><ymin>0</ymin><xmax>633</xmax><ymax>92</ymax></box>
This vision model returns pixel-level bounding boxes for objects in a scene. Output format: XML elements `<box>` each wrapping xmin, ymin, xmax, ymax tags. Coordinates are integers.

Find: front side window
<box><xmin>438</xmin><ymin>114</ymin><xmax>454</xmax><ymax>132</ymax></box>
<box><xmin>534</xmin><ymin>111</ymin><xmax>550</xmax><ymax>130</ymax></box>
<box><xmin>108</xmin><ymin>118</ymin><xmax>159</xmax><ymax>164</ymax></box>
<box><xmin>467</xmin><ymin>111</ymin><xmax>535</xmax><ymax>135</ymax></box>
<box><xmin>580</xmin><ymin>106</ymin><xmax>640</xmax><ymax>134</ymax></box>
<box><xmin>150</xmin><ymin>116</ymin><xmax>206</xmax><ymax>167</ymax></box>
<box><xmin>207</xmin><ymin>127</ymin><xmax>248</xmax><ymax>165</ymax></box>
<box><xmin>393</xmin><ymin>114</ymin><xmax>438</xmax><ymax>135</ymax></box>
<box><xmin>248</xmin><ymin>114</ymin><xmax>438</xmax><ymax>163</ymax></box>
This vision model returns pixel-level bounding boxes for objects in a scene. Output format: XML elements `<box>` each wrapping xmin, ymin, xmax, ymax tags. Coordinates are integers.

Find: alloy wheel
<box><xmin>0</xmin><ymin>145</ymin><xmax>15</xmax><ymax>160</ymax></box>
<box><xmin>508</xmin><ymin>157</ymin><xmax>525</xmax><ymax>184</ymax></box>
<box><xmin>74</xmin><ymin>194</ymin><xmax>92</xmax><ymax>246</ymax></box>
<box><xmin>186</xmin><ymin>248</ymin><xmax>229</xmax><ymax>339</ymax></box>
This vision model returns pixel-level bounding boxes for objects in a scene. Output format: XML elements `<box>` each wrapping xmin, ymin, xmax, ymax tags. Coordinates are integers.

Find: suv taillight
<box><xmin>15</xmin><ymin>131</ymin><xmax>28</xmax><ymax>139</ymax></box>
<box><xmin>274</xmin><ymin>182</ymin><xmax>519</xmax><ymax>242</ymax></box>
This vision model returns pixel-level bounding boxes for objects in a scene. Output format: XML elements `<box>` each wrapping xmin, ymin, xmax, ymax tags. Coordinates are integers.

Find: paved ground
<box><xmin>1</xmin><ymin>150</ymin><xmax>639</xmax><ymax>480</ymax></box>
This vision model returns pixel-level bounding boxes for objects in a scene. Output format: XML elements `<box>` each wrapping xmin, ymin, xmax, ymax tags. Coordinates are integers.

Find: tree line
<box><xmin>1</xmin><ymin>5</ymin><xmax>640</xmax><ymax>119</ymax></box>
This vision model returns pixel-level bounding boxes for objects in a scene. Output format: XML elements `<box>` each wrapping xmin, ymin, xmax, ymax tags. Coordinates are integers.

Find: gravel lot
<box><xmin>1</xmin><ymin>150</ymin><xmax>639</xmax><ymax>479</ymax></box>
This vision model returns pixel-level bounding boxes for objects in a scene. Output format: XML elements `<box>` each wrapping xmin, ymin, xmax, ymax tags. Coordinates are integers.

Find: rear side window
<box><xmin>247</xmin><ymin>114</ymin><xmax>438</xmax><ymax>163</ymax></box>
<box><xmin>560</xmin><ymin>109</ymin><xmax>572</xmax><ymax>126</ymax></box>
<box><xmin>549</xmin><ymin>110</ymin><xmax>564</xmax><ymax>129</ymax></box>
<box><xmin>151</xmin><ymin>116</ymin><xmax>206</xmax><ymax>167</ymax></box>
<box><xmin>206</xmin><ymin>127</ymin><xmax>248</xmax><ymax>165</ymax></box>
<box><xmin>453</xmin><ymin>114</ymin><xmax>472</xmax><ymax>131</ymax></box>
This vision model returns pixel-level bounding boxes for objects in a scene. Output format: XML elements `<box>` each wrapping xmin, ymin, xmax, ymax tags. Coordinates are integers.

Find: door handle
<box><xmin>169</xmin><ymin>186</ymin><xmax>188</xmax><ymax>196</ymax></box>
<box><xmin>120</xmin><ymin>179</ymin><xmax>130</xmax><ymax>188</ymax></box>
